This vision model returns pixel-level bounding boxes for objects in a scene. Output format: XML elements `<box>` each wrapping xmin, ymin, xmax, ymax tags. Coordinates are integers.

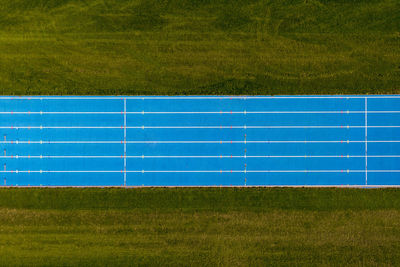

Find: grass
<box><xmin>1</xmin><ymin>1</ymin><xmax>399</xmax><ymax>265</ymax></box>
<box><xmin>0</xmin><ymin>187</ymin><xmax>400</xmax><ymax>266</ymax></box>
<box><xmin>0</xmin><ymin>0</ymin><xmax>399</xmax><ymax>95</ymax></box>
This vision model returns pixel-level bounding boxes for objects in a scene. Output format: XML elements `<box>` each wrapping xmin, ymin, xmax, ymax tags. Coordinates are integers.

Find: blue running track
<box><xmin>0</xmin><ymin>95</ymin><xmax>400</xmax><ymax>187</ymax></box>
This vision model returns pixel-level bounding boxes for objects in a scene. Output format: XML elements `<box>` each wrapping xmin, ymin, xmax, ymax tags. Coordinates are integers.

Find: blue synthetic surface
<box><xmin>1</xmin><ymin>96</ymin><xmax>399</xmax><ymax>186</ymax></box>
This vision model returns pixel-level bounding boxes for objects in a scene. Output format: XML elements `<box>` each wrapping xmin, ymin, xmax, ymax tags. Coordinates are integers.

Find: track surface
<box><xmin>0</xmin><ymin>96</ymin><xmax>399</xmax><ymax>186</ymax></box>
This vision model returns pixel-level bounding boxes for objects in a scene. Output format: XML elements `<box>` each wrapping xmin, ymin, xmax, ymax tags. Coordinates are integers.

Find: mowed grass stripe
<box><xmin>1</xmin><ymin>188</ymin><xmax>400</xmax><ymax>266</ymax></box>
<box><xmin>0</xmin><ymin>0</ymin><xmax>399</xmax><ymax>95</ymax></box>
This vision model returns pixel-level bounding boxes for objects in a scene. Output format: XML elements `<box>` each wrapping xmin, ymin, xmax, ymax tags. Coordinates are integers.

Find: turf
<box><xmin>1</xmin><ymin>1</ymin><xmax>400</xmax><ymax>265</ymax></box>
<box><xmin>0</xmin><ymin>0</ymin><xmax>399</xmax><ymax>95</ymax></box>
<box><xmin>0</xmin><ymin>187</ymin><xmax>400</xmax><ymax>266</ymax></box>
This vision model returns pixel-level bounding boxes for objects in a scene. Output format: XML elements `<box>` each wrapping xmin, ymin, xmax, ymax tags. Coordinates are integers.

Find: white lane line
<box><xmin>0</xmin><ymin>140</ymin><xmax>400</xmax><ymax>144</ymax></box>
<box><xmin>1</xmin><ymin>170</ymin><xmax>400</xmax><ymax>173</ymax></box>
<box><xmin>0</xmin><ymin>110</ymin><xmax>399</xmax><ymax>114</ymax></box>
<box><xmin>1</xmin><ymin>155</ymin><xmax>400</xmax><ymax>159</ymax></box>
<box><xmin>136</xmin><ymin>126</ymin><xmax>400</xmax><ymax>129</ymax></box>
<box><xmin>0</xmin><ymin>125</ymin><xmax>399</xmax><ymax>129</ymax></box>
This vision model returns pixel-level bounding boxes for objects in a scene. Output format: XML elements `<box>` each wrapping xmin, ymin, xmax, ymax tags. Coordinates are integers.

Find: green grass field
<box><xmin>1</xmin><ymin>1</ymin><xmax>400</xmax><ymax>265</ymax></box>
<box><xmin>0</xmin><ymin>0</ymin><xmax>399</xmax><ymax>95</ymax></box>
<box><xmin>0</xmin><ymin>188</ymin><xmax>400</xmax><ymax>266</ymax></box>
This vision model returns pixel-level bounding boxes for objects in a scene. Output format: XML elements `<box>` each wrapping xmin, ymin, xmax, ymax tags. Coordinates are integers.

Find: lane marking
<box><xmin>0</xmin><ymin>140</ymin><xmax>399</xmax><ymax>144</ymax></box>
<box><xmin>0</xmin><ymin>110</ymin><xmax>398</xmax><ymax>114</ymax></box>
<box><xmin>1</xmin><ymin>170</ymin><xmax>400</xmax><ymax>173</ymax></box>
<box><xmin>0</xmin><ymin>155</ymin><xmax>399</xmax><ymax>158</ymax></box>
<box><xmin>0</xmin><ymin>125</ymin><xmax>399</xmax><ymax>129</ymax></box>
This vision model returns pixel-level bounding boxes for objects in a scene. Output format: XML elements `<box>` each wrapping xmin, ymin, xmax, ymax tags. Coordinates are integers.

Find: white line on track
<box><xmin>1</xmin><ymin>170</ymin><xmax>400</xmax><ymax>173</ymax></box>
<box><xmin>0</xmin><ymin>126</ymin><xmax>399</xmax><ymax>129</ymax></box>
<box><xmin>0</xmin><ymin>110</ymin><xmax>399</xmax><ymax>114</ymax></box>
<box><xmin>1</xmin><ymin>140</ymin><xmax>399</xmax><ymax>144</ymax></box>
<box><xmin>1</xmin><ymin>155</ymin><xmax>400</xmax><ymax>159</ymax></box>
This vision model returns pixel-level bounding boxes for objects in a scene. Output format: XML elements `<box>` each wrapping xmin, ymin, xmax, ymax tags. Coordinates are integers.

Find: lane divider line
<box><xmin>0</xmin><ymin>155</ymin><xmax>399</xmax><ymax>158</ymax></box>
<box><xmin>0</xmin><ymin>125</ymin><xmax>399</xmax><ymax>129</ymax></box>
<box><xmin>1</xmin><ymin>170</ymin><xmax>399</xmax><ymax>173</ymax></box>
<box><xmin>0</xmin><ymin>140</ymin><xmax>399</xmax><ymax>144</ymax></box>
<box><xmin>0</xmin><ymin>110</ymin><xmax>398</xmax><ymax>114</ymax></box>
